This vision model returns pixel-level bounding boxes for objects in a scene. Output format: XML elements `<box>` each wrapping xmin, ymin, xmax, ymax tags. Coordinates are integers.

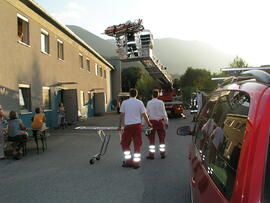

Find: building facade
<box><xmin>0</xmin><ymin>0</ymin><xmax>114</xmax><ymax>128</ymax></box>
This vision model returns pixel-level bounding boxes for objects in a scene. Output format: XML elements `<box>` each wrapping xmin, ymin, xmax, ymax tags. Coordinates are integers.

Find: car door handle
<box><xmin>191</xmin><ymin>176</ymin><xmax>196</xmax><ymax>187</ymax></box>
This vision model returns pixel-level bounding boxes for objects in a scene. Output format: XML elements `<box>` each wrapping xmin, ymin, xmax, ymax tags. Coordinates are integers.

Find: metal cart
<box><xmin>75</xmin><ymin>126</ymin><xmax>152</xmax><ymax>165</ymax></box>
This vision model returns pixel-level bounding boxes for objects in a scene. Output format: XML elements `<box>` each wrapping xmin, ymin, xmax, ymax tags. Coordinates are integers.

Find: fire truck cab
<box><xmin>159</xmin><ymin>89</ymin><xmax>185</xmax><ymax>118</ymax></box>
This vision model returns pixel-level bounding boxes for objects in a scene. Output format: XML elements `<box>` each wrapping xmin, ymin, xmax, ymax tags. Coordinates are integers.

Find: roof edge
<box><xmin>21</xmin><ymin>0</ymin><xmax>114</xmax><ymax>70</ymax></box>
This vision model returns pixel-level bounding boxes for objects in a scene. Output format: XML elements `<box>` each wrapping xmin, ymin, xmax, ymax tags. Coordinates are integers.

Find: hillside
<box><xmin>67</xmin><ymin>25</ymin><xmax>116</xmax><ymax>58</ymax></box>
<box><xmin>67</xmin><ymin>25</ymin><xmax>234</xmax><ymax>74</ymax></box>
<box><xmin>154</xmin><ymin>38</ymin><xmax>233</xmax><ymax>74</ymax></box>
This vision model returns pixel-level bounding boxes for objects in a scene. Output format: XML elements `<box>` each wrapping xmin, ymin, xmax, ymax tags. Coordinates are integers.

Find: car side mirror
<box><xmin>177</xmin><ymin>126</ymin><xmax>192</xmax><ymax>136</ymax></box>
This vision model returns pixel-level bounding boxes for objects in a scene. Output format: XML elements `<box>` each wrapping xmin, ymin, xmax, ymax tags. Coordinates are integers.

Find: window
<box><xmin>17</xmin><ymin>13</ymin><xmax>29</xmax><ymax>45</ymax></box>
<box><xmin>196</xmin><ymin>91</ymin><xmax>250</xmax><ymax>200</ymax></box>
<box><xmin>99</xmin><ymin>66</ymin><xmax>103</xmax><ymax>77</ymax></box>
<box><xmin>79</xmin><ymin>54</ymin><xmax>83</xmax><ymax>69</ymax></box>
<box><xmin>86</xmin><ymin>59</ymin><xmax>90</xmax><ymax>72</ymax></box>
<box><xmin>95</xmin><ymin>63</ymin><xmax>98</xmax><ymax>76</ymax></box>
<box><xmin>80</xmin><ymin>91</ymin><xmax>85</xmax><ymax>106</ymax></box>
<box><xmin>194</xmin><ymin>93</ymin><xmax>218</xmax><ymax>149</ymax></box>
<box><xmin>19</xmin><ymin>84</ymin><xmax>31</xmax><ymax>112</ymax></box>
<box><xmin>42</xmin><ymin>87</ymin><xmax>51</xmax><ymax>109</ymax></box>
<box><xmin>263</xmin><ymin>129</ymin><xmax>270</xmax><ymax>202</ymax></box>
<box><xmin>104</xmin><ymin>92</ymin><xmax>107</xmax><ymax>104</ymax></box>
<box><xmin>57</xmin><ymin>39</ymin><xmax>64</xmax><ymax>60</ymax></box>
<box><xmin>41</xmin><ymin>29</ymin><xmax>49</xmax><ymax>54</ymax></box>
<box><xmin>104</xmin><ymin>69</ymin><xmax>106</xmax><ymax>79</ymax></box>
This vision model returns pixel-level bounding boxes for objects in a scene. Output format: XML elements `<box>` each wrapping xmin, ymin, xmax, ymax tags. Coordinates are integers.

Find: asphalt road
<box><xmin>0</xmin><ymin>111</ymin><xmax>194</xmax><ymax>203</ymax></box>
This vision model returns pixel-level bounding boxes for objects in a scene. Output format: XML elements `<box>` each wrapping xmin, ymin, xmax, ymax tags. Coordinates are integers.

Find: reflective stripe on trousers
<box><xmin>124</xmin><ymin>150</ymin><xmax>132</xmax><ymax>160</ymax></box>
<box><xmin>159</xmin><ymin>144</ymin><xmax>166</xmax><ymax>152</ymax></box>
<box><xmin>133</xmin><ymin>153</ymin><xmax>141</xmax><ymax>162</ymax></box>
<box><xmin>149</xmin><ymin>145</ymin><xmax>155</xmax><ymax>153</ymax></box>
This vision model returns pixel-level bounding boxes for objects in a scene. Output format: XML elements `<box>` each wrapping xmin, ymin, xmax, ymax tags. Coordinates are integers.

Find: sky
<box><xmin>35</xmin><ymin>0</ymin><xmax>270</xmax><ymax>66</ymax></box>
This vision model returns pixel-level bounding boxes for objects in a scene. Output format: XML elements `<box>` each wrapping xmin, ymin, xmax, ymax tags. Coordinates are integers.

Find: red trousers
<box><xmin>149</xmin><ymin>120</ymin><xmax>165</xmax><ymax>144</ymax></box>
<box><xmin>121</xmin><ymin>123</ymin><xmax>142</xmax><ymax>153</ymax></box>
<box><xmin>148</xmin><ymin>120</ymin><xmax>166</xmax><ymax>156</ymax></box>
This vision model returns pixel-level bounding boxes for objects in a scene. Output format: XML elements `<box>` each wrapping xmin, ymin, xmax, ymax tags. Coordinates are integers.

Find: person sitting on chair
<box><xmin>31</xmin><ymin>107</ymin><xmax>47</xmax><ymax>153</ymax></box>
<box><xmin>31</xmin><ymin>107</ymin><xmax>46</xmax><ymax>130</ymax></box>
<box><xmin>7</xmin><ymin>110</ymin><xmax>28</xmax><ymax>160</ymax></box>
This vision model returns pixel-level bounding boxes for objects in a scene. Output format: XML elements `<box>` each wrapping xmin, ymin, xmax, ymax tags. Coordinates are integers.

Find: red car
<box><xmin>177</xmin><ymin>70</ymin><xmax>270</xmax><ymax>203</ymax></box>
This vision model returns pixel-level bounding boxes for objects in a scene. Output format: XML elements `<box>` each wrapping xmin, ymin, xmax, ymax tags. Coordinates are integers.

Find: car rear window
<box><xmin>263</xmin><ymin>129</ymin><xmax>270</xmax><ymax>202</ymax></box>
<box><xmin>195</xmin><ymin>90</ymin><xmax>250</xmax><ymax>200</ymax></box>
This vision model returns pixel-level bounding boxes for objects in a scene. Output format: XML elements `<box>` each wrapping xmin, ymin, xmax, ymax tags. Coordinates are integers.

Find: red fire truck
<box><xmin>158</xmin><ymin>89</ymin><xmax>185</xmax><ymax>118</ymax></box>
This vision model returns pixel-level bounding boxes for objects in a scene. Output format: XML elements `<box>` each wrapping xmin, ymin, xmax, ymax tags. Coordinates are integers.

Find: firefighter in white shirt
<box><xmin>146</xmin><ymin>89</ymin><xmax>168</xmax><ymax>159</ymax></box>
<box><xmin>118</xmin><ymin>88</ymin><xmax>152</xmax><ymax>169</ymax></box>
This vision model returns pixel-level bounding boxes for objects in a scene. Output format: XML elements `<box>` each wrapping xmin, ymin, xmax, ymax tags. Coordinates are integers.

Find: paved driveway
<box><xmin>0</xmin><ymin>112</ymin><xmax>193</xmax><ymax>203</ymax></box>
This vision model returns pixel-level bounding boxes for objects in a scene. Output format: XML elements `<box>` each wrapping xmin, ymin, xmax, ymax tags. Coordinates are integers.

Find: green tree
<box><xmin>181</xmin><ymin>86</ymin><xmax>197</xmax><ymax>104</ymax></box>
<box><xmin>121</xmin><ymin>67</ymin><xmax>160</xmax><ymax>102</ymax></box>
<box><xmin>121</xmin><ymin>67</ymin><xmax>142</xmax><ymax>92</ymax></box>
<box><xmin>136</xmin><ymin>71</ymin><xmax>160</xmax><ymax>103</ymax></box>
<box><xmin>173</xmin><ymin>78</ymin><xmax>181</xmax><ymax>90</ymax></box>
<box><xmin>180</xmin><ymin>67</ymin><xmax>216</xmax><ymax>89</ymax></box>
<box><xmin>177</xmin><ymin>67</ymin><xmax>217</xmax><ymax>104</ymax></box>
<box><xmin>229</xmin><ymin>56</ymin><xmax>248</xmax><ymax>68</ymax></box>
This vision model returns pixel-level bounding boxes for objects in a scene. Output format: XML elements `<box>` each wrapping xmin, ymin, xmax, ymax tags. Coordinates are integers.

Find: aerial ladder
<box><xmin>105</xmin><ymin>19</ymin><xmax>172</xmax><ymax>89</ymax></box>
<box><xmin>105</xmin><ymin>19</ymin><xmax>184</xmax><ymax>117</ymax></box>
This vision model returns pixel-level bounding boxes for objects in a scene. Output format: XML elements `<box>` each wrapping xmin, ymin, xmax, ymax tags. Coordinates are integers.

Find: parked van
<box><xmin>177</xmin><ymin>70</ymin><xmax>270</xmax><ymax>203</ymax></box>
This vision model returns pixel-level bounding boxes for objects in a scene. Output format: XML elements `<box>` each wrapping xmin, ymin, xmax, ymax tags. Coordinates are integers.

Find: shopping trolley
<box><xmin>75</xmin><ymin>126</ymin><xmax>152</xmax><ymax>165</ymax></box>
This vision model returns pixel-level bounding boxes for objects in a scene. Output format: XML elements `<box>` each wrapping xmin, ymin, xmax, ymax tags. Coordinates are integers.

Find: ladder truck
<box><xmin>105</xmin><ymin>19</ymin><xmax>184</xmax><ymax>118</ymax></box>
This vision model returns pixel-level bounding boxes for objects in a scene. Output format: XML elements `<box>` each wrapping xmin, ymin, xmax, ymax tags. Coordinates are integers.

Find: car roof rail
<box><xmin>214</xmin><ymin>71</ymin><xmax>270</xmax><ymax>88</ymax></box>
<box><xmin>213</xmin><ymin>67</ymin><xmax>270</xmax><ymax>85</ymax></box>
<box><xmin>217</xmin><ymin>75</ymin><xmax>253</xmax><ymax>87</ymax></box>
<box><xmin>220</xmin><ymin>66</ymin><xmax>270</xmax><ymax>74</ymax></box>
<box><xmin>240</xmin><ymin>70</ymin><xmax>270</xmax><ymax>84</ymax></box>
<box><xmin>211</xmin><ymin>77</ymin><xmax>232</xmax><ymax>81</ymax></box>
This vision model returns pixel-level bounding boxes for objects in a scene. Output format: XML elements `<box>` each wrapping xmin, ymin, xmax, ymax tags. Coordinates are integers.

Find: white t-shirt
<box><xmin>196</xmin><ymin>92</ymin><xmax>203</xmax><ymax>112</ymax></box>
<box><xmin>146</xmin><ymin>98</ymin><xmax>168</xmax><ymax>124</ymax></box>
<box><xmin>120</xmin><ymin>97</ymin><xmax>146</xmax><ymax>125</ymax></box>
<box><xmin>212</xmin><ymin>127</ymin><xmax>224</xmax><ymax>149</ymax></box>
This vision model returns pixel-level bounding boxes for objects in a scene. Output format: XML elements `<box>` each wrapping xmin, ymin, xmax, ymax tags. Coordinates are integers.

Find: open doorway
<box><xmin>93</xmin><ymin>92</ymin><xmax>105</xmax><ymax>116</ymax></box>
<box><xmin>62</xmin><ymin>89</ymin><xmax>78</xmax><ymax>124</ymax></box>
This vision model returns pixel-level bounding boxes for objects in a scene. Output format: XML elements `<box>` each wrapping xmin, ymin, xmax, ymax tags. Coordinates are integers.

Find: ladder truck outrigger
<box><xmin>105</xmin><ymin>19</ymin><xmax>185</xmax><ymax>118</ymax></box>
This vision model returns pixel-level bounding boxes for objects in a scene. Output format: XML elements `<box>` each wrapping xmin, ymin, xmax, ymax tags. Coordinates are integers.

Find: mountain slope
<box><xmin>67</xmin><ymin>25</ymin><xmax>234</xmax><ymax>74</ymax></box>
<box><xmin>67</xmin><ymin>25</ymin><xmax>116</xmax><ymax>58</ymax></box>
<box><xmin>154</xmin><ymin>38</ymin><xmax>234</xmax><ymax>74</ymax></box>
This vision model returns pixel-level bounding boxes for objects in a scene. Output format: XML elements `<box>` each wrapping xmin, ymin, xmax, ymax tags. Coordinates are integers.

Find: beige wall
<box><xmin>0</xmin><ymin>0</ymin><xmax>112</xmax><ymax>116</ymax></box>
